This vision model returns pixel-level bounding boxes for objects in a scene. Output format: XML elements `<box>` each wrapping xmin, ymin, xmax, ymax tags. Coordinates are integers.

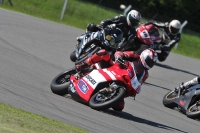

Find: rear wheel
<box><xmin>50</xmin><ymin>68</ymin><xmax>76</xmax><ymax>96</ymax></box>
<box><xmin>186</xmin><ymin>99</ymin><xmax>200</xmax><ymax>119</ymax></box>
<box><xmin>89</xmin><ymin>87</ymin><xmax>126</xmax><ymax>110</ymax></box>
<box><xmin>163</xmin><ymin>90</ymin><xmax>178</xmax><ymax>108</ymax></box>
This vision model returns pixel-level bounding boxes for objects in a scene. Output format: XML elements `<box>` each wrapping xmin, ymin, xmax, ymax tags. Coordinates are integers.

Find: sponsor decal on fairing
<box><xmin>131</xmin><ymin>76</ymin><xmax>141</xmax><ymax>90</ymax></box>
<box><xmin>69</xmin><ymin>84</ymin><xmax>76</xmax><ymax>93</ymax></box>
<box><xmin>129</xmin><ymin>63</ymin><xmax>141</xmax><ymax>91</ymax></box>
<box><xmin>83</xmin><ymin>70</ymin><xmax>107</xmax><ymax>89</ymax></box>
<box><xmin>180</xmin><ymin>100</ymin><xmax>185</xmax><ymax>106</ymax></box>
<box><xmin>85</xmin><ymin>74</ymin><xmax>96</xmax><ymax>85</ymax></box>
<box><xmin>140</xmin><ymin>30</ymin><xmax>150</xmax><ymax>38</ymax></box>
<box><xmin>78</xmin><ymin>80</ymin><xmax>88</xmax><ymax>94</ymax></box>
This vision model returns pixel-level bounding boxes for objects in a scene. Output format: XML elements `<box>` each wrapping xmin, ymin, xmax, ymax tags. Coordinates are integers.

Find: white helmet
<box><xmin>169</xmin><ymin>20</ymin><xmax>181</xmax><ymax>35</ymax></box>
<box><xmin>127</xmin><ymin>10</ymin><xmax>141</xmax><ymax>27</ymax></box>
<box><xmin>140</xmin><ymin>49</ymin><xmax>158</xmax><ymax>69</ymax></box>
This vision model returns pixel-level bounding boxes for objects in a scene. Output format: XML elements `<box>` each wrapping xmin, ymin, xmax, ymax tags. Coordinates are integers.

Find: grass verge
<box><xmin>1</xmin><ymin>0</ymin><xmax>200</xmax><ymax>59</ymax></box>
<box><xmin>0</xmin><ymin>0</ymin><xmax>199</xmax><ymax>132</ymax></box>
<box><xmin>0</xmin><ymin>102</ymin><xmax>88</xmax><ymax>133</ymax></box>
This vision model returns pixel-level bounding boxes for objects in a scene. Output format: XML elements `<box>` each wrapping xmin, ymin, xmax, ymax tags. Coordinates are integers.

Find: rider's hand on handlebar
<box><xmin>164</xmin><ymin>22</ymin><xmax>169</xmax><ymax>27</ymax></box>
<box><xmin>115</xmin><ymin>57</ymin><xmax>127</xmax><ymax>69</ymax></box>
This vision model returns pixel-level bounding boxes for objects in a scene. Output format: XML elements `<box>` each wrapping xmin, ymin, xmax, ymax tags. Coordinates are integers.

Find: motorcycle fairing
<box><xmin>129</xmin><ymin>62</ymin><xmax>142</xmax><ymax>93</ymax></box>
<box><xmin>174</xmin><ymin>84</ymin><xmax>200</xmax><ymax>111</ymax></box>
<box><xmin>137</xmin><ymin>25</ymin><xmax>152</xmax><ymax>45</ymax></box>
<box><xmin>136</xmin><ymin>24</ymin><xmax>162</xmax><ymax>45</ymax></box>
<box><xmin>70</xmin><ymin>62</ymin><xmax>140</xmax><ymax>102</ymax></box>
<box><xmin>70</xmin><ymin>68</ymin><xmax>118</xmax><ymax>102</ymax></box>
<box><xmin>76</xmin><ymin>32</ymin><xmax>99</xmax><ymax>58</ymax></box>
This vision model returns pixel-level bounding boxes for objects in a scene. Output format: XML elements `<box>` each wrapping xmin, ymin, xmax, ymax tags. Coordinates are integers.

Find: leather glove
<box><xmin>164</xmin><ymin>22</ymin><xmax>169</xmax><ymax>27</ymax></box>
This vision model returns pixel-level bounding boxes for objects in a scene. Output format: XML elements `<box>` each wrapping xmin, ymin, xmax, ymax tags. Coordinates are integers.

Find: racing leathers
<box><xmin>76</xmin><ymin>50</ymin><xmax>149</xmax><ymax>111</ymax></box>
<box><xmin>86</xmin><ymin>15</ymin><xmax>137</xmax><ymax>48</ymax></box>
<box><xmin>177</xmin><ymin>75</ymin><xmax>200</xmax><ymax>94</ymax></box>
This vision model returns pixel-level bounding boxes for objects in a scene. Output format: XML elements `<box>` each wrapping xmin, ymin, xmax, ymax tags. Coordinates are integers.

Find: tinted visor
<box><xmin>170</xmin><ymin>26</ymin><xmax>179</xmax><ymax>34</ymax></box>
<box><xmin>129</xmin><ymin>15</ymin><xmax>139</xmax><ymax>27</ymax></box>
<box><xmin>145</xmin><ymin>56</ymin><xmax>155</xmax><ymax>68</ymax></box>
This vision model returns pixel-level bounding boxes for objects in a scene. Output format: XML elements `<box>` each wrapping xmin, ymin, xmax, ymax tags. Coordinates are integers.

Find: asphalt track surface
<box><xmin>0</xmin><ymin>8</ymin><xmax>199</xmax><ymax>133</ymax></box>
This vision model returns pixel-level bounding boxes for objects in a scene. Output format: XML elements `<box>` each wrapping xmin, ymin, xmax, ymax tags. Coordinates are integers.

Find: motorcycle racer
<box><xmin>145</xmin><ymin>20</ymin><xmax>181</xmax><ymax>62</ymax></box>
<box><xmin>85</xmin><ymin>10</ymin><xmax>141</xmax><ymax>45</ymax></box>
<box><xmin>76</xmin><ymin>48</ymin><xmax>158</xmax><ymax>111</ymax></box>
<box><xmin>70</xmin><ymin>25</ymin><xmax>124</xmax><ymax>62</ymax></box>
<box><xmin>71</xmin><ymin>10</ymin><xmax>142</xmax><ymax>62</ymax></box>
<box><xmin>176</xmin><ymin>75</ymin><xmax>200</xmax><ymax>94</ymax></box>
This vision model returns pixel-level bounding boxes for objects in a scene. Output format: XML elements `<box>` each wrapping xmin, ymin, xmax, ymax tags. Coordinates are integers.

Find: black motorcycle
<box><xmin>163</xmin><ymin>84</ymin><xmax>200</xmax><ymax>119</ymax></box>
<box><xmin>70</xmin><ymin>26</ymin><xmax>119</xmax><ymax>65</ymax></box>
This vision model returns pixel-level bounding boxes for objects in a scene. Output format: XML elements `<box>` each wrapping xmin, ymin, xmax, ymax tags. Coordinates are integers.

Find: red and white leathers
<box><xmin>114</xmin><ymin>51</ymin><xmax>149</xmax><ymax>97</ymax></box>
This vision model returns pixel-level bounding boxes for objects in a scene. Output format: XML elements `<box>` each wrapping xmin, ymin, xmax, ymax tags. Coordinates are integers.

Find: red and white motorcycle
<box><xmin>50</xmin><ymin>60</ymin><xmax>143</xmax><ymax>110</ymax></box>
<box><xmin>119</xmin><ymin>23</ymin><xmax>167</xmax><ymax>54</ymax></box>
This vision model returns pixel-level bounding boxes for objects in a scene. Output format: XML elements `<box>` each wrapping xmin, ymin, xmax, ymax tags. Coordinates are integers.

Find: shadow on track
<box><xmin>155</xmin><ymin>63</ymin><xmax>197</xmax><ymax>76</ymax></box>
<box><xmin>144</xmin><ymin>82</ymin><xmax>171</xmax><ymax>91</ymax></box>
<box><xmin>103</xmin><ymin>109</ymin><xmax>188</xmax><ymax>133</ymax></box>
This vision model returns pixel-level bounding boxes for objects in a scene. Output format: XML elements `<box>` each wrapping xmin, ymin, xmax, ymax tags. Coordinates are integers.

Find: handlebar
<box><xmin>116</xmin><ymin>58</ymin><xmax>127</xmax><ymax>69</ymax></box>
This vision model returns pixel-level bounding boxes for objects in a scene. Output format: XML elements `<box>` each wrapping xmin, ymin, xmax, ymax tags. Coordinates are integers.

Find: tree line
<box><xmin>82</xmin><ymin>0</ymin><xmax>200</xmax><ymax>33</ymax></box>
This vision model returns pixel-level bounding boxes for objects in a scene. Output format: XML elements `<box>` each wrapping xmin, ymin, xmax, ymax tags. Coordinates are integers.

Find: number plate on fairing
<box><xmin>131</xmin><ymin>76</ymin><xmax>141</xmax><ymax>89</ymax></box>
<box><xmin>140</xmin><ymin>30</ymin><xmax>150</xmax><ymax>38</ymax></box>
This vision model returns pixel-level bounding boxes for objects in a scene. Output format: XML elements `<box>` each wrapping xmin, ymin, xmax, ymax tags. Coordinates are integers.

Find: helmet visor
<box><xmin>170</xmin><ymin>26</ymin><xmax>180</xmax><ymax>34</ymax></box>
<box><xmin>129</xmin><ymin>15</ymin><xmax>139</xmax><ymax>27</ymax></box>
<box><xmin>145</xmin><ymin>56</ymin><xmax>155</xmax><ymax>68</ymax></box>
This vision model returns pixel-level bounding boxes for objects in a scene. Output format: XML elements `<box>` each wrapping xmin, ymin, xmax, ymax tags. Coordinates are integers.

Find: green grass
<box><xmin>1</xmin><ymin>0</ymin><xmax>199</xmax><ymax>60</ymax></box>
<box><xmin>0</xmin><ymin>102</ymin><xmax>88</xmax><ymax>133</ymax></box>
<box><xmin>171</xmin><ymin>30</ymin><xmax>200</xmax><ymax>59</ymax></box>
<box><xmin>0</xmin><ymin>0</ymin><xmax>199</xmax><ymax>132</ymax></box>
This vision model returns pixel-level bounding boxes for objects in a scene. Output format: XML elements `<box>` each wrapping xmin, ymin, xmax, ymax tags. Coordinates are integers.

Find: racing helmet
<box><xmin>127</xmin><ymin>10</ymin><xmax>141</xmax><ymax>27</ymax></box>
<box><xmin>169</xmin><ymin>20</ymin><xmax>181</xmax><ymax>35</ymax></box>
<box><xmin>140</xmin><ymin>48</ymin><xmax>158</xmax><ymax>69</ymax></box>
<box><xmin>105</xmin><ymin>27</ymin><xmax>123</xmax><ymax>48</ymax></box>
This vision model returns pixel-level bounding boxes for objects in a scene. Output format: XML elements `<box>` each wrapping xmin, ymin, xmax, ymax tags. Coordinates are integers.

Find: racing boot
<box><xmin>75</xmin><ymin>61</ymin><xmax>89</xmax><ymax>71</ymax></box>
<box><xmin>76</xmin><ymin>49</ymin><xmax>112</xmax><ymax>71</ymax></box>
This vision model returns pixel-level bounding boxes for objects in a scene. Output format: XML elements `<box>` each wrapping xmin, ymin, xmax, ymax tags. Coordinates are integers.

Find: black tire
<box><xmin>50</xmin><ymin>68</ymin><xmax>76</xmax><ymax>96</ymax></box>
<box><xmin>186</xmin><ymin>100</ymin><xmax>200</xmax><ymax>119</ymax></box>
<box><xmin>70</xmin><ymin>51</ymin><xmax>77</xmax><ymax>62</ymax></box>
<box><xmin>163</xmin><ymin>90</ymin><xmax>178</xmax><ymax>108</ymax></box>
<box><xmin>89</xmin><ymin>87</ymin><xmax>126</xmax><ymax>110</ymax></box>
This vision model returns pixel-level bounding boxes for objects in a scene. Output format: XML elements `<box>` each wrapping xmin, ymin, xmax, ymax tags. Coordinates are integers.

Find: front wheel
<box><xmin>70</xmin><ymin>51</ymin><xmax>77</xmax><ymax>62</ymax></box>
<box><xmin>163</xmin><ymin>90</ymin><xmax>178</xmax><ymax>108</ymax></box>
<box><xmin>89</xmin><ymin>87</ymin><xmax>126</xmax><ymax>110</ymax></box>
<box><xmin>50</xmin><ymin>68</ymin><xmax>76</xmax><ymax>96</ymax></box>
<box><xmin>186</xmin><ymin>100</ymin><xmax>200</xmax><ymax>119</ymax></box>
